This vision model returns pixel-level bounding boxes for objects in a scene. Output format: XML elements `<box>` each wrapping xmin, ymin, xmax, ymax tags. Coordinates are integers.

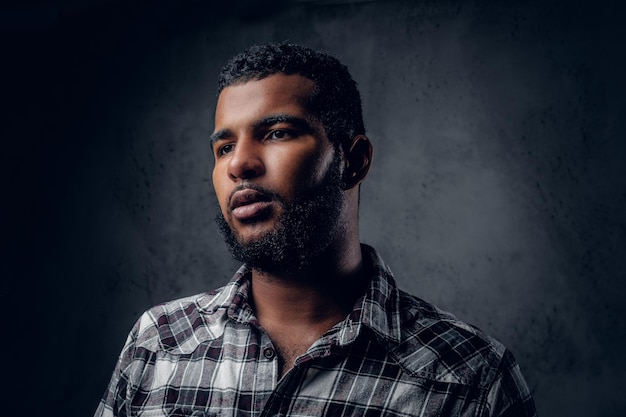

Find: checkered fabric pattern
<box><xmin>96</xmin><ymin>245</ymin><xmax>537</xmax><ymax>416</ymax></box>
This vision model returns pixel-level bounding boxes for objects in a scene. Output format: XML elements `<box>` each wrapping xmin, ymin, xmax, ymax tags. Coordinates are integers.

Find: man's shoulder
<box><xmin>390</xmin><ymin>289</ymin><xmax>509</xmax><ymax>388</ymax></box>
<box><xmin>130</xmin><ymin>286</ymin><xmax>233</xmax><ymax>355</ymax></box>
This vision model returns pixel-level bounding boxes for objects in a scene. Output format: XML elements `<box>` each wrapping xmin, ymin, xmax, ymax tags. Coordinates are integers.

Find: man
<box><xmin>96</xmin><ymin>43</ymin><xmax>537</xmax><ymax>416</ymax></box>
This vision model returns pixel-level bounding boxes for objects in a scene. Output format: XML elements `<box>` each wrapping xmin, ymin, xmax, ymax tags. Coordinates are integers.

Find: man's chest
<box><xmin>123</xmin><ymin>338</ymin><xmax>486</xmax><ymax>417</ymax></box>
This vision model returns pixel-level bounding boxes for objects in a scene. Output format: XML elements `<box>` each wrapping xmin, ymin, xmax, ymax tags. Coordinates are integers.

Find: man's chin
<box><xmin>232</xmin><ymin>234</ymin><xmax>270</xmax><ymax>250</ymax></box>
<box><xmin>227</xmin><ymin>222</ymin><xmax>277</xmax><ymax>246</ymax></box>
<box><xmin>216</xmin><ymin>212</ymin><xmax>283</xmax><ymax>265</ymax></box>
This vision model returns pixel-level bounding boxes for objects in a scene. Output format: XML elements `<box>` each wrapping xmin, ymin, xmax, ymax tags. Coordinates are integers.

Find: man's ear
<box><xmin>343</xmin><ymin>135</ymin><xmax>373</xmax><ymax>190</ymax></box>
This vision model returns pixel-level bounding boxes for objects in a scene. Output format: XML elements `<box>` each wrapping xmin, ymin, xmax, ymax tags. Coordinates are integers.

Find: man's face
<box><xmin>211</xmin><ymin>73</ymin><xmax>345</xmax><ymax>273</ymax></box>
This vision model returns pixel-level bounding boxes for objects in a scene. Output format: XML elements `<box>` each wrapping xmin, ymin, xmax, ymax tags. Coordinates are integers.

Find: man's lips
<box><xmin>229</xmin><ymin>189</ymin><xmax>273</xmax><ymax>221</ymax></box>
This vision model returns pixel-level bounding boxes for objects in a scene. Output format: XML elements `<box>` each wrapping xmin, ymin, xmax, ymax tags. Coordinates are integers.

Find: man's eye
<box><xmin>268</xmin><ymin>129</ymin><xmax>290</xmax><ymax>140</ymax></box>
<box><xmin>217</xmin><ymin>144</ymin><xmax>234</xmax><ymax>156</ymax></box>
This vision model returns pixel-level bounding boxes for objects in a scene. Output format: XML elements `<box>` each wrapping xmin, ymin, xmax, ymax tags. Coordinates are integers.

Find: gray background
<box><xmin>4</xmin><ymin>0</ymin><xmax>625</xmax><ymax>416</ymax></box>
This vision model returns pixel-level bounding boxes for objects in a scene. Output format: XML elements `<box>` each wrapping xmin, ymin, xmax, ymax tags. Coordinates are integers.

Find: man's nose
<box><xmin>227</xmin><ymin>138</ymin><xmax>265</xmax><ymax>181</ymax></box>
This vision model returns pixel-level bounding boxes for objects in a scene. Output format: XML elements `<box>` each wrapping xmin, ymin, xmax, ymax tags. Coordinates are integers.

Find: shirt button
<box><xmin>263</xmin><ymin>347</ymin><xmax>275</xmax><ymax>359</ymax></box>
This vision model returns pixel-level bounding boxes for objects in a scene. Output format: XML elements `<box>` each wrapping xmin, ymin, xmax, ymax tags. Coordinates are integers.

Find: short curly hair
<box><xmin>217</xmin><ymin>43</ymin><xmax>365</xmax><ymax>151</ymax></box>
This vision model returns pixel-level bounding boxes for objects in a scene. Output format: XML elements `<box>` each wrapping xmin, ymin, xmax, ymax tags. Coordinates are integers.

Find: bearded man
<box><xmin>96</xmin><ymin>43</ymin><xmax>537</xmax><ymax>417</ymax></box>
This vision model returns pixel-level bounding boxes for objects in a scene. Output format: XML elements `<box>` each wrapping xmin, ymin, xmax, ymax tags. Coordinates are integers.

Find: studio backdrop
<box><xmin>5</xmin><ymin>1</ymin><xmax>625</xmax><ymax>416</ymax></box>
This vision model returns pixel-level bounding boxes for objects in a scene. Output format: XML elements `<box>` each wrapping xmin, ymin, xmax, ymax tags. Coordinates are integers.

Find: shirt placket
<box><xmin>257</xmin><ymin>324</ymin><xmax>353</xmax><ymax>417</ymax></box>
<box><xmin>259</xmin><ymin>356</ymin><xmax>327</xmax><ymax>417</ymax></box>
<box><xmin>252</xmin><ymin>329</ymin><xmax>281</xmax><ymax>413</ymax></box>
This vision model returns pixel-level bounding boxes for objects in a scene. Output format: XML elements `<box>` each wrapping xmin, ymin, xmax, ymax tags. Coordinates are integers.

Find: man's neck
<box><xmin>250</xmin><ymin>241</ymin><xmax>366</xmax><ymax>325</ymax></box>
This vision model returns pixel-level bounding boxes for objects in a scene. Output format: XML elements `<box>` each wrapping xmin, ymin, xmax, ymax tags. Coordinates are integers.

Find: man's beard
<box><xmin>215</xmin><ymin>156</ymin><xmax>345</xmax><ymax>275</ymax></box>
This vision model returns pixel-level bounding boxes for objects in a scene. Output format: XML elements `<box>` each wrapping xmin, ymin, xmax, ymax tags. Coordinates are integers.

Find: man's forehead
<box><xmin>214</xmin><ymin>74</ymin><xmax>317</xmax><ymax>126</ymax></box>
<box><xmin>217</xmin><ymin>74</ymin><xmax>314</xmax><ymax>104</ymax></box>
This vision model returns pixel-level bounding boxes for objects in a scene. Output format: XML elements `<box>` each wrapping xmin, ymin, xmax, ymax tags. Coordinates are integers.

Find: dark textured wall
<box><xmin>5</xmin><ymin>1</ymin><xmax>625</xmax><ymax>416</ymax></box>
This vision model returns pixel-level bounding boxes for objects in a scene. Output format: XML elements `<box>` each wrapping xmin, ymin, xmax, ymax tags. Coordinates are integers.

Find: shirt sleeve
<box><xmin>485</xmin><ymin>349</ymin><xmax>538</xmax><ymax>417</ymax></box>
<box><xmin>94</xmin><ymin>319</ymin><xmax>142</xmax><ymax>417</ymax></box>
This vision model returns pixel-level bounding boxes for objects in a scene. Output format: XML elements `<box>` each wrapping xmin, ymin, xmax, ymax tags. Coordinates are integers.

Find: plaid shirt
<box><xmin>96</xmin><ymin>245</ymin><xmax>537</xmax><ymax>417</ymax></box>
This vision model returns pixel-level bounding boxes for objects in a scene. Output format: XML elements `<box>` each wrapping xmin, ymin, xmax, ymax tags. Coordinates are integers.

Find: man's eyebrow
<box><xmin>210</xmin><ymin>129</ymin><xmax>233</xmax><ymax>148</ymax></box>
<box><xmin>253</xmin><ymin>114</ymin><xmax>316</xmax><ymax>134</ymax></box>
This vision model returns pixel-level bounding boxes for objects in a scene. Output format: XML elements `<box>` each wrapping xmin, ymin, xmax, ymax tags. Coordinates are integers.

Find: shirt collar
<box><xmin>344</xmin><ymin>244</ymin><xmax>402</xmax><ymax>344</ymax></box>
<box><xmin>196</xmin><ymin>264</ymin><xmax>257</xmax><ymax>325</ymax></box>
